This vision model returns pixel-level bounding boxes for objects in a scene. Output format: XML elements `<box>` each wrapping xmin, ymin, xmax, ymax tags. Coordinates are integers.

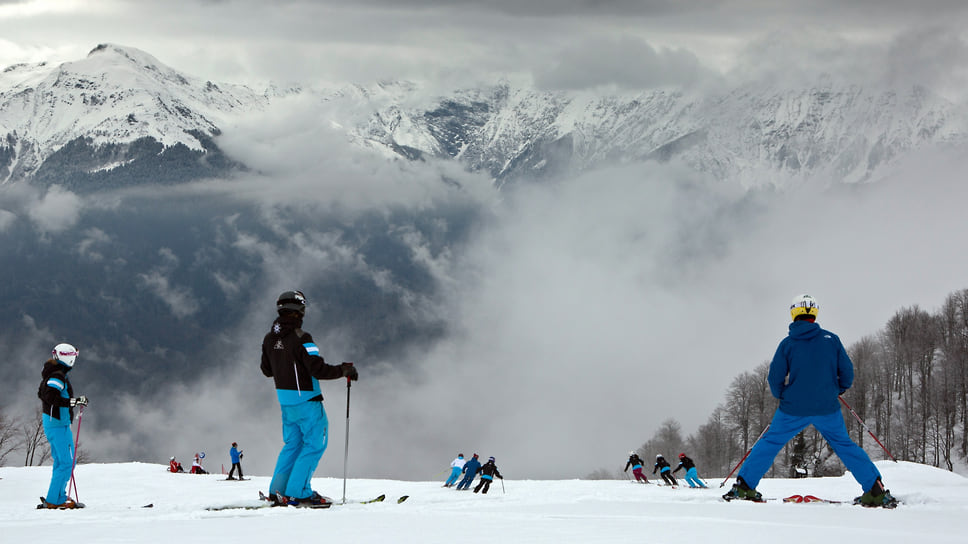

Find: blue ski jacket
<box><xmin>462</xmin><ymin>457</ymin><xmax>481</xmax><ymax>476</ymax></box>
<box><xmin>768</xmin><ymin>320</ymin><xmax>853</xmax><ymax>416</ymax></box>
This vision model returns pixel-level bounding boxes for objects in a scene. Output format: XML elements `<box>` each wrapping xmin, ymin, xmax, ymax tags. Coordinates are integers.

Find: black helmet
<box><xmin>277</xmin><ymin>290</ymin><xmax>307</xmax><ymax>315</ymax></box>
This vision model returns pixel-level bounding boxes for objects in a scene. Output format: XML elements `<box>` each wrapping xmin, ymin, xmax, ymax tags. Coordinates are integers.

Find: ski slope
<box><xmin>0</xmin><ymin>460</ymin><xmax>965</xmax><ymax>543</ymax></box>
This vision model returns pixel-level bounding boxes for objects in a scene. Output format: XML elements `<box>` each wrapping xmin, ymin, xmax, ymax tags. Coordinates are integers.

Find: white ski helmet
<box><xmin>790</xmin><ymin>294</ymin><xmax>819</xmax><ymax>321</ymax></box>
<box><xmin>629</xmin><ymin>450</ymin><xmax>636</xmax><ymax>456</ymax></box>
<box><xmin>52</xmin><ymin>343</ymin><xmax>78</xmax><ymax>367</ymax></box>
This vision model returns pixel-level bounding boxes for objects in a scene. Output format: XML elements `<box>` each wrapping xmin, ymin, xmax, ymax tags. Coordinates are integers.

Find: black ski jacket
<box><xmin>261</xmin><ymin>314</ymin><xmax>344</xmax><ymax>405</ymax></box>
<box><xmin>673</xmin><ymin>456</ymin><xmax>696</xmax><ymax>473</ymax></box>
<box><xmin>653</xmin><ymin>457</ymin><xmax>671</xmax><ymax>474</ymax></box>
<box><xmin>38</xmin><ymin>360</ymin><xmax>74</xmax><ymax>423</ymax></box>
<box><xmin>478</xmin><ymin>461</ymin><xmax>503</xmax><ymax>480</ymax></box>
<box><xmin>625</xmin><ymin>454</ymin><xmax>644</xmax><ymax>471</ymax></box>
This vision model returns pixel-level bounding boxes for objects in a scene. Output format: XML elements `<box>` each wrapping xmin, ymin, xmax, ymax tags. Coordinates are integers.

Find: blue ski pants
<box><xmin>444</xmin><ymin>466</ymin><xmax>462</xmax><ymax>486</ymax></box>
<box><xmin>738</xmin><ymin>408</ymin><xmax>881</xmax><ymax>491</ymax></box>
<box><xmin>270</xmin><ymin>401</ymin><xmax>329</xmax><ymax>499</ymax></box>
<box><xmin>43</xmin><ymin>420</ymin><xmax>74</xmax><ymax>505</ymax></box>
<box><xmin>683</xmin><ymin>467</ymin><xmax>706</xmax><ymax>488</ymax></box>
<box><xmin>456</xmin><ymin>472</ymin><xmax>476</xmax><ymax>490</ymax></box>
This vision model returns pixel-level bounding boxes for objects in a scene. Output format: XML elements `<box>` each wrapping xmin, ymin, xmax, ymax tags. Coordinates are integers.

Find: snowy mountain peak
<box><xmin>0</xmin><ymin>44</ymin><xmax>268</xmax><ymax>189</ymax></box>
<box><xmin>1</xmin><ymin>44</ymin><xmax>966</xmax><ymax>191</ymax></box>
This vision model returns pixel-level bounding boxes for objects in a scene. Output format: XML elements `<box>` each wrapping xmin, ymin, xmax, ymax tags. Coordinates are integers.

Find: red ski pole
<box><xmin>67</xmin><ymin>404</ymin><xmax>85</xmax><ymax>502</ymax></box>
<box><xmin>720</xmin><ymin>423</ymin><xmax>770</xmax><ymax>488</ymax></box>
<box><xmin>839</xmin><ymin>395</ymin><xmax>897</xmax><ymax>462</ymax></box>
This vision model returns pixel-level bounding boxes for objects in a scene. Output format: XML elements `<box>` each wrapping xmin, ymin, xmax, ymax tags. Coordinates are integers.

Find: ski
<box><xmin>784</xmin><ymin>494</ymin><xmax>845</xmax><ymax>504</ymax></box>
<box><xmin>786</xmin><ymin>494</ymin><xmax>898</xmax><ymax>508</ymax></box>
<box><xmin>722</xmin><ymin>495</ymin><xmax>770</xmax><ymax>503</ymax></box>
<box><xmin>206</xmin><ymin>492</ymin><xmax>403</xmax><ymax>512</ymax></box>
<box><xmin>205</xmin><ymin>501</ymin><xmax>272</xmax><ymax>511</ymax></box>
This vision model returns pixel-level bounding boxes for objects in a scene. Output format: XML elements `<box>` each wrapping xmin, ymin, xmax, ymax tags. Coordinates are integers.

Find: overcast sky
<box><xmin>3</xmin><ymin>0</ymin><xmax>968</xmax><ymax>93</ymax></box>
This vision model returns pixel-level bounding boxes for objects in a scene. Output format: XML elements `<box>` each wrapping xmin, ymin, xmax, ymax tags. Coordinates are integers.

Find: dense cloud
<box><xmin>4</xmin><ymin>0</ymin><xmax>968</xmax><ymax>90</ymax></box>
<box><xmin>4</xmin><ymin>124</ymin><xmax>967</xmax><ymax>479</ymax></box>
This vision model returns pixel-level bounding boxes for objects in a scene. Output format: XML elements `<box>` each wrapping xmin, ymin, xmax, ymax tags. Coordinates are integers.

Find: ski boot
<box><xmin>282</xmin><ymin>490</ymin><xmax>333</xmax><ymax>508</ymax></box>
<box><xmin>37</xmin><ymin>497</ymin><xmax>84</xmax><ymax>509</ymax></box>
<box><xmin>722</xmin><ymin>476</ymin><xmax>764</xmax><ymax>502</ymax></box>
<box><xmin>854</xmin><ymin>478</ymin><xmax>898</xmax><ymax>508</ymax></box>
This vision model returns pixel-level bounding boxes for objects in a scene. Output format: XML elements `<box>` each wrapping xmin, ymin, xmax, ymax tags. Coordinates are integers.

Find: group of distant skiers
<box><xmin>167</xmin><ymin>453</ymin><xmax>208</xmax><ymax>474</ymax></box>
<box><xmin>624</xmin><ymin>452</ymin><xmax>708</xmax><ymax>488</ymax></box>
<box><xmin>442</xmin><ymin>453</ymin><xmax>504</xmax><ymax>494</ymax></box>
<box><xmin>168</xmin><ymin>443</ymin><xmax>244</xmax><ymax>479</ymax></box>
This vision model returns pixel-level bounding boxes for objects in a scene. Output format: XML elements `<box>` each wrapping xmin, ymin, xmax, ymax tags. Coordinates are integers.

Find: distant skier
<box><xmin>723</xmin><ymin>294</ymin><xmax>897</xmax><ymax>508</ymax></box>
<box><xmin>443</xmin><ymin>453</ymin><xmax>465</xmax><ymax>487</ymax></box>
<box><xmin>672</xmin><ymin>453</ymin><xmax>707</xmax><ymax>488</ymax></box>
<box><xmin>191</xmin><ymin>453</ymin><xmax>208</xmax><ymax>474</ymax></box>
<box><xmin>168</xmin><ymin>456</ymin><xmax>184</xmax><ymax>473</ymax></box>
<box><xmin>653</xmin><ymin>455</ymin><xmax>677</xmax><ymax>487</ymax></box>
<box><xmin>37</xmin><ymin>343</ymin><xmax>88</xmax><ymax>509</ymax></box>
<box><xmin>473</xmin><ymin>456</ymin><xmax>503</xmax><ymax>494</ymax></box>
<box><xmin>261</xmin><ymin>290</ymin><xmax>358</xmax><ymax>506</ymax></box>
<box><xmin>227</xmin><ymin>442</ymin><xmax>244</xmax><ymax>480</ymax></box>
<box><xmin>624</xmin><ymin>451</ymin><xmax>649</xmax><ymax>483</ymax></box>
<box><xmin>455</xmin><ymin>453</ymin><xmax>481</xmax><ymax>490</ymax></box>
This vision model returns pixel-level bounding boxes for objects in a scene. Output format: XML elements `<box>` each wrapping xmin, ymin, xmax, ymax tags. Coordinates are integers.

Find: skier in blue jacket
<box><xmin>227</xmin><ymin>442</ymin><xmax>244</xmax><ymax>480</ymax></box>
<box><xmin>37</xmin><ymin>343</ymin><xmax>88</xmax><ymax>509</ymax></box>
<box><xmin>455</xmin><ymin>453</ymin><xmax>481</xmax><ymax>490</ymax></box>
<box><xmin>724</xmin><ymin>294</ymin><xmax>897</xmax><ymax>507</ymax></box>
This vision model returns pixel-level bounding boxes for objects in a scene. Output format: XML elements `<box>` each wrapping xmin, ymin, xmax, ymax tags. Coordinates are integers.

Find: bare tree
<box><xmin>0</xmin><ymin>409</ymin><xmax>22</xmax><ymax>466</ymax></box>
<box><xmin>22</xmin><ymin>411</ymin><xmax>51</xmax><ymax>466</ymax></box>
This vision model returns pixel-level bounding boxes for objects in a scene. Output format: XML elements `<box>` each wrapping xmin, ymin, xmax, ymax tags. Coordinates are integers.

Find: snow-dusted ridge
<box><xmin>1</xmin><ymin>43</ymin><xmax>966</xmax><ymax>191</ymax></box>
<box><xmin>0</xmin><ymin>44</ymin><xmax>270</xmax><ymax>188</ymax></box>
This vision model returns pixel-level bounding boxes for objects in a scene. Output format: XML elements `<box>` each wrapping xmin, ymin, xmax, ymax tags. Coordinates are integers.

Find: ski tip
<box><xmin>142</xmin><ymin>503</ymin><xmax>154</xmax><ymax>508</ymax></box>
<box><xmin>397</xmin><ymin>495</ymin><xmax>409</xmax><ymax>504</ymax></box>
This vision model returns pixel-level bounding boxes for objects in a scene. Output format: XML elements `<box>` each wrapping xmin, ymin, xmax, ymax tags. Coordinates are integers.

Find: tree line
<box><xmin>594</xmin><ymin>288</ymin><xmax>968</xmax><ymax>481</ymax></box>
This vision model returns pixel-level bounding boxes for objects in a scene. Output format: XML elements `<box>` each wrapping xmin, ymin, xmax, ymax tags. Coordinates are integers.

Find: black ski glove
<box><xmin>340</xmin><ymin>362</ymin><xmax>359</xmax><ymax>381</ymax></box>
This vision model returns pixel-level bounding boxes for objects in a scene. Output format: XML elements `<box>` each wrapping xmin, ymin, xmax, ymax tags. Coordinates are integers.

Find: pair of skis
<box><xmin>205</xmin><ymin>492</ymin><xmax>409</xmax><ymax>511</ymax></box>
<box><xmin>724</xmin><ymin>493</ymin><xmax>898</xmax><ymax>508</ymax></box>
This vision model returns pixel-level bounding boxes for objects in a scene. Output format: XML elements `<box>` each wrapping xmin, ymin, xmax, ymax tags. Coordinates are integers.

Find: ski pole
<box><xmin>839</xmin><ymin>395</ymin><xmax>897</xmax><ymax>462</ymax></box>
<box><xmin>501</xmin><ymin>478</ymin><xmax>505</xmax><ymax>494</ymax></box>
<box><xmin>720</xmin><ymin>422</ymin><xmax>770</xmax><ymax>488</ymax></box>
<box><xmin>341</xmin><ymin>364</ymin><xmax>353</xmax><ymax>505</ymax></box>
<box><xmin>68</xmin><ymin>404</ymin><xmax>85</xmax><ymax>502</ymax></box>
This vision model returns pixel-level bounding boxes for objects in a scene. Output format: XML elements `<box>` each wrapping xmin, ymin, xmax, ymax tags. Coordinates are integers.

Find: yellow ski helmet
<box><xmin>790</xmin><ymin>294</ymin><xmax>819</xmax><ymax>321</ymax></box>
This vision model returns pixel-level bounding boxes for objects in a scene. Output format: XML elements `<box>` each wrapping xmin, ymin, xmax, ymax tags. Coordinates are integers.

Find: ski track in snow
<box><xmin>1</xmin><ymin>460</ymin><xmax>966</xmax><ymax>543</ymax></box>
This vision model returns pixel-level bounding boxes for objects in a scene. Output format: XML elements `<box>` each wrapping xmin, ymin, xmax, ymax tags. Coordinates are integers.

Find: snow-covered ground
<box><xmin>1</xmin><ymin>460</ymin><xmax>965</xmax><ymax>543</ymax></box>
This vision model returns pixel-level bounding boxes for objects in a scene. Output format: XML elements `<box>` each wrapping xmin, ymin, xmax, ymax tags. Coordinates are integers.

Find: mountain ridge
<box><xmin>1</xmin><ymin>43</ymin><xmax>965</xmax><ymax>191</ymax></box>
